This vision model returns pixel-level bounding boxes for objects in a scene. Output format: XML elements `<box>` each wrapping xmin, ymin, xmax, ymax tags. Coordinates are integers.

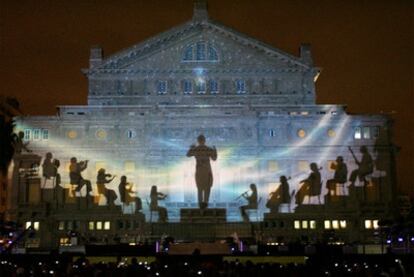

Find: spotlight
<box><xmin>397</xmin><ymin>237</ymin><xmax>403</xmax><ymax>242</ymax></box>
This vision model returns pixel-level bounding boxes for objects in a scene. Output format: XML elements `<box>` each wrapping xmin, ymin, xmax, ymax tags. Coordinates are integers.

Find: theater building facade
<box><xmin>7</xmin><ymin>2</ymin><xmax>396</xmax><ymax>250</ymax></box>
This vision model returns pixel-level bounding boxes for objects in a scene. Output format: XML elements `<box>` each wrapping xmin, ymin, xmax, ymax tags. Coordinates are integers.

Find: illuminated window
<box><xmin>297</xmin><ymin>129</ymin><xmax>306</xmax><ymax>138</ymax></box>
<box><xmin>157</xmin><ymin>80</ymin><xmax>167</xmax><ymax>94</ymax></box>
<box><xmin>67</xmin><ymin>221</ymin><xmax>73</xmax><ymax>230</ymax></box>
<box><xmin>294</xmin><ymin>220</ymin><xmax>300</xmax><ymax>229</ymax></box>
<box><xmin>59</xmin><ymin>237</ymin><xmax>70</xmax><ymax>246</ymax></box>
<box><xmin>58</xmin><ymin>221</ymin><xmax>65</xmax><ymax>231</ymax></box>
<box><xmin>24</xmin><ymin>129</ymin><xmax>31</xmax><ymax>140</ymax></box>
<box><xmin>104</xmin><ymin>221</ymin><xmax>111</xmax><ymax>230</ymax></box>
<box><xmin>328</xmin><ymin>129</ymin><xmax>336</xmax><ymax>137</ymax></box>
<box><xmin>267</xmin><ymin>160</ymin><xmax>279</xmax><ymax>172</ymax></box>
<box><xmin>33</xmin><ymin>129</ymin><xmax>40</xmax><ymax>140</ymax></box>
<box><xmin>183</xmin><ymin>80</ymin><xmax>193</xmax><ymax>94</ymax></box>
<box><xmin>235</xmin><ymin>79</ymin><xmax>246</xmax><ymax>94</ymax></box>
<box><xmin>301</xmin><ymin>220</ymin><xmax>308</xmax><ymax>229</ymax></box>
<box><xmin>42</xmin><ymin>129</ymin><xmax>49</xmax><ymax>140</ymax></box>
<box><xmin>67</xmin><ymin>130</ymin><xmax>78</xmax><ymax>139</ymax></box>
<box><xmin>354</xmin><ymin>127</ymin><xmax>361</xmax><ymax>139</ymax></box>
<box><xmin>324</xmin><ymin>220</ymin><xmax>346</xmax><ymax>229</ymax></box>
<box><xmin>269</xmin><ymin>129</ymin><xmax>276</xmax><ymax>137</ymax></box>
<box><xmin>124</xmin><ymin>161</ymin><xmax>135</xmax><ymax>172</ymax></box>
<box><xmin>197</xmin><ymin>80</ymin><xmax>206</xmax><ymax>94</ymax></box>
<box><xmin>182</xmin><ymin>42</ymin><xmax>218</xmax><ymax>62</ymax></box>
<box><xmin>310</xmin><ymin>220</ymin><xmax>316</xmax><ymax>229</ymax></box>
<box><xmin>96</xmin><ymin>221</ymin><xmax>102</xmax><ymax>230</ymax></box>
<box><xmin>25</xmin><ymin>221</ymin><xmax>39</xmax><ymax>230</ymax></box>
<box><xmin>298</xmin><ymin>160</ymin><xmax>309</xmax><ymax>172</ymax></box>
<box><xmin>364</xmin><ymin>219</ymin><xmax>379</xmax><ymax>229</ymax></box>
<box><xmin>209</xmin><ymin>80</ymin><xmax>218</xmax><ymax>94</ymax></box>
<box><xmin>88</xmin><ymin>221</ymin><xmax>95</xmax><ymax>230</ymax></box>
<box><xmin>96</xmin><ymin>129</ymin><xmax>107</xmax><ymax>139</ymax></box>
<box><xmin>363</xmin><ymin>127</ymin><xmax>370</xmax><ymax>139</ymax></box>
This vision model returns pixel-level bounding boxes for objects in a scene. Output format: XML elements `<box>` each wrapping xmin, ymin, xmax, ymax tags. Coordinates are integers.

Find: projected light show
<box><xmin>12</xmin><ymin>106</ymin><xmax>391</xmax><ymax>223</ymax></box>
<box><xmin>3</xmin><ymin>1</ymin><xmax>401</xmax><ymax>251</ymax></box>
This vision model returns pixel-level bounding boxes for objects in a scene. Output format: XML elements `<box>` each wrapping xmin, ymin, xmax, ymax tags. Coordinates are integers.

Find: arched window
<box><xmin>182</xmin><ymin>41</ymin><xmax>218</xmax><ymax>62</ymax></box>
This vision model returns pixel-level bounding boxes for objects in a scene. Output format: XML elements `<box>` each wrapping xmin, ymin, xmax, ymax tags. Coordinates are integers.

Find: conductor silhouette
<box><xmin>186</xmin><ymin>134</ymin><xmax>217</xmax><ymax>209</ymax></box>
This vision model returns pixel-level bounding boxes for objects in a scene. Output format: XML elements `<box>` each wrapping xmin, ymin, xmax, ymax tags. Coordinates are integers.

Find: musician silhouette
<box><xmin>349</xmin><ymin>146</ymin><xmax>373</xmax><ymax>186</ymax></box>
<box><xmin>118</xmin><ymin>176</ymin><xmax>142</xmax><ymax>213</ymax></box>
<box><xmin>295</xmin><ymin>163</ymin><xmax>322</xmax><ymax>205</ymax></box>
<box><xmin>13</xmin><ymin>131</ymin><xmax>31</xmax><ymax>154</ymax></box>
<box><xmin>69</xmin><ymin>157</ymin><xmax>92</xmax><ymax>196</ymax></box>
<box><xmin>239</xmin><ymin>183</ymin><xmax>258</xmax><ymax>222</ymax></box>
<box><xmin>96</xmin><ymin>168</ymin><xmax>117</xmax><ymax>206</ymax></box>
<box><xmin>266</xmin><ymin>176</ymin><xmax>291</xmax><ymax>213</ymax></box>
<box><xmin>186</xmin><ymin>134</ymin><xmax>217</xmax><ymax>209</ymax></box>
<box><xmin>41</xmin><ymin>152</ymin><xmax>61</xmax><ymax>188</ymax></box>
<box><xmin>150</xmin><ymin>185</ymin><xmax>168</xmax><ymax>222</ymax></box>
<box><xmin>326</xmin><ymin>156</ymin><xmax>348</xmax><ymax>196</ymax></box>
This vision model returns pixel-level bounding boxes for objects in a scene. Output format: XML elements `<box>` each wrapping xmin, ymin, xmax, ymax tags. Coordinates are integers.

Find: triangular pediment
<box><xmin>86</xmin><ymin>19</ymin><xmax>314</xmax><ymax>74</ymax></box>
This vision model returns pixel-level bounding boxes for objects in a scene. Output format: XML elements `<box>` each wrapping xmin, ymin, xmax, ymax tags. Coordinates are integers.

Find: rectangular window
<box><xmin>294</xmin><ymin>220</ymin><xmax>300</xmax><ymax>229</ymax></box>
<box><xmin>363</xmin><ymin>126</ymin><xmax>370</xmax><ymax>139</ymax></box>
<box><xmin>267</xmin><ymin>160</ymin><xmax>279</xmax><ymax>172</ymax></box>
<box><xmin>373</xmin><ymin>220</ymin><xmax>379</xmax><ymax>229</ymax></box>
<box><xmin>58</xmin><ymin>221</ymin><xmax>65</xmax><ymax>231</ymax></box>
<box><xmin>96</xmin><ymin>221</ymin><xmax>102</xmax><ymax>230</ymax></box>
<box><xmin>310</xmin><ymin>220</ymin><xmax>316</xmax><ymax>229</ymax></box>
<box><xmin>339</xmin><ymin>220</ymin><xmax>347</xmax><ymax>229</ymax></box>
<box><xmin>269</xmin><ymin>129</ymin><xmax>276</xmax><ymax>137</ymax></box>
<box><xmin>301</xmin><ymin>220</ymin><xmax>308</xmax><ymax>229</ymax></box>
<box><xmin>88</xmin><ymin>221</ymin><xmax>95</xmax><ymax>230</ymax></box>
<box><xmin>209</xmin><ymin>80</ymin><xmax>218</xmax><ymax>94</ymax></box>
<box><xmin>24</xmin><ymin>129</ymin><xmax>31</xmax><ymax>140</ymax></box>
<box><xmin>364</xmin><ymin>220</ymin><xmax>372</xmax><ymax>229</ymax></box>
<box><xmin>124</xmin><ymin>161</ymin><xmax>135</xmax><ymax>172</ymax></box>
<box><xmin>67</xmin><ymin>221</ymin><xmax>73</xmax><ymax>230</ymax></box>
<box><xmin>183</xmin><ymin>80</ymin><xmax>193</xmax><ymax>94</ymax></box>
<box><xmin>59</xmin><ymin>237</ymin><xmax>70</xmax><ymax>246</ymax></box>
<box><xmin>324</xmin><ymin>220</ymin><xmax>331</xmax><ymax>229</ymax></box>
<box><xmin>157</xmin><ymin>80</ymin><xmax>167</xmax><ymax>94</ymax></box>
<box><xmin>42</xmin><ymin>129</ymin><xmax>49</xmax><ymax>140</ymax></box>
<box><xmin>332</xmin><ymin>220</ymin><xmax>339</xmax><ymax>229</ymax></box>
<box><xmin>104</xmin><ymin>221</ymin><xmax>111</xmax><ymax>230</ymax></box>
<box><xmin>372</xmin><ymin>127</ymin><xmax>380</xmax><ymax>139</ymax></box>
<box><xmin>197</xmin><ymin>81</ymin><xmax>206</xmax><ymax>94</ymax></box>
<box><xmin>235</xmin><ymin>79</ymin><xmax>246</xmax><ymax>94</ymax></box>
<box><xmin>298</xmin><ymin>160</ymin><xmax>309</xmax><ymax>172</ymax></box>
<box><xmin>354</xmin><ymin>127</ymin><xmax>361</xmax><ymax>139</ymax></box>
<box><xmin>33</xmin><ymin>221</ymin><xmax>40</xmax><ymax>230</ymax></box>
<box><xmin>33</xmin><ymin>129</ymin><xmax>40</xmax><ymax>140</ymax></box>
<box><xmin>196</xmin><ymin>42</ymin><xmax>205</xmax><ymax>60</ymax></box>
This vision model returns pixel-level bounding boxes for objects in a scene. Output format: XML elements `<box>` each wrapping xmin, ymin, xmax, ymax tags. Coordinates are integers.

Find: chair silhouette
<box><xmin>308</xmin><ymin>183</ymin><xmax>322</xmax><ymax>204</ymax></box>
<box><xmin>146</xmin><ymin>199</ymin><xmax>159</xmax><ymax>223</ymax></box>
<box><xmin>246</xmin><ymin>197</ymin><xmax>262</xmax><ymax>221</ymax></box>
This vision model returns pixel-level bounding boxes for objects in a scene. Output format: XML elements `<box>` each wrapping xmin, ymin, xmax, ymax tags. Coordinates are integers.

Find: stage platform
<box><xmin>180</xmin><ymin>208</ymin><xmax>226</xmax><ymax>223</ymax></box>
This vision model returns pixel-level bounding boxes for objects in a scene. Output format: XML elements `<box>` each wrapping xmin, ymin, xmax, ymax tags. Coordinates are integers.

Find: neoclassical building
<box><xmin>8</xmin><ymin>2</ymin><xmax>396</xmax><ymax>249</ymax></box>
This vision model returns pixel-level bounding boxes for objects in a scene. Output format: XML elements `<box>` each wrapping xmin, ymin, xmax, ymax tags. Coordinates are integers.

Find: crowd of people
<box><xmin>0</xmin><ymin>254</ymin><xmax>411</xmax><ymax>276</ymax></box>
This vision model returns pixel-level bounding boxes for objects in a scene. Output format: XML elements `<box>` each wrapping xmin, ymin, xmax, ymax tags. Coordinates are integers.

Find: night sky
<box><xmin>1</xmin><ymin>0</ymin><xmax>413</xmax><ymax>195</ymax></box>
